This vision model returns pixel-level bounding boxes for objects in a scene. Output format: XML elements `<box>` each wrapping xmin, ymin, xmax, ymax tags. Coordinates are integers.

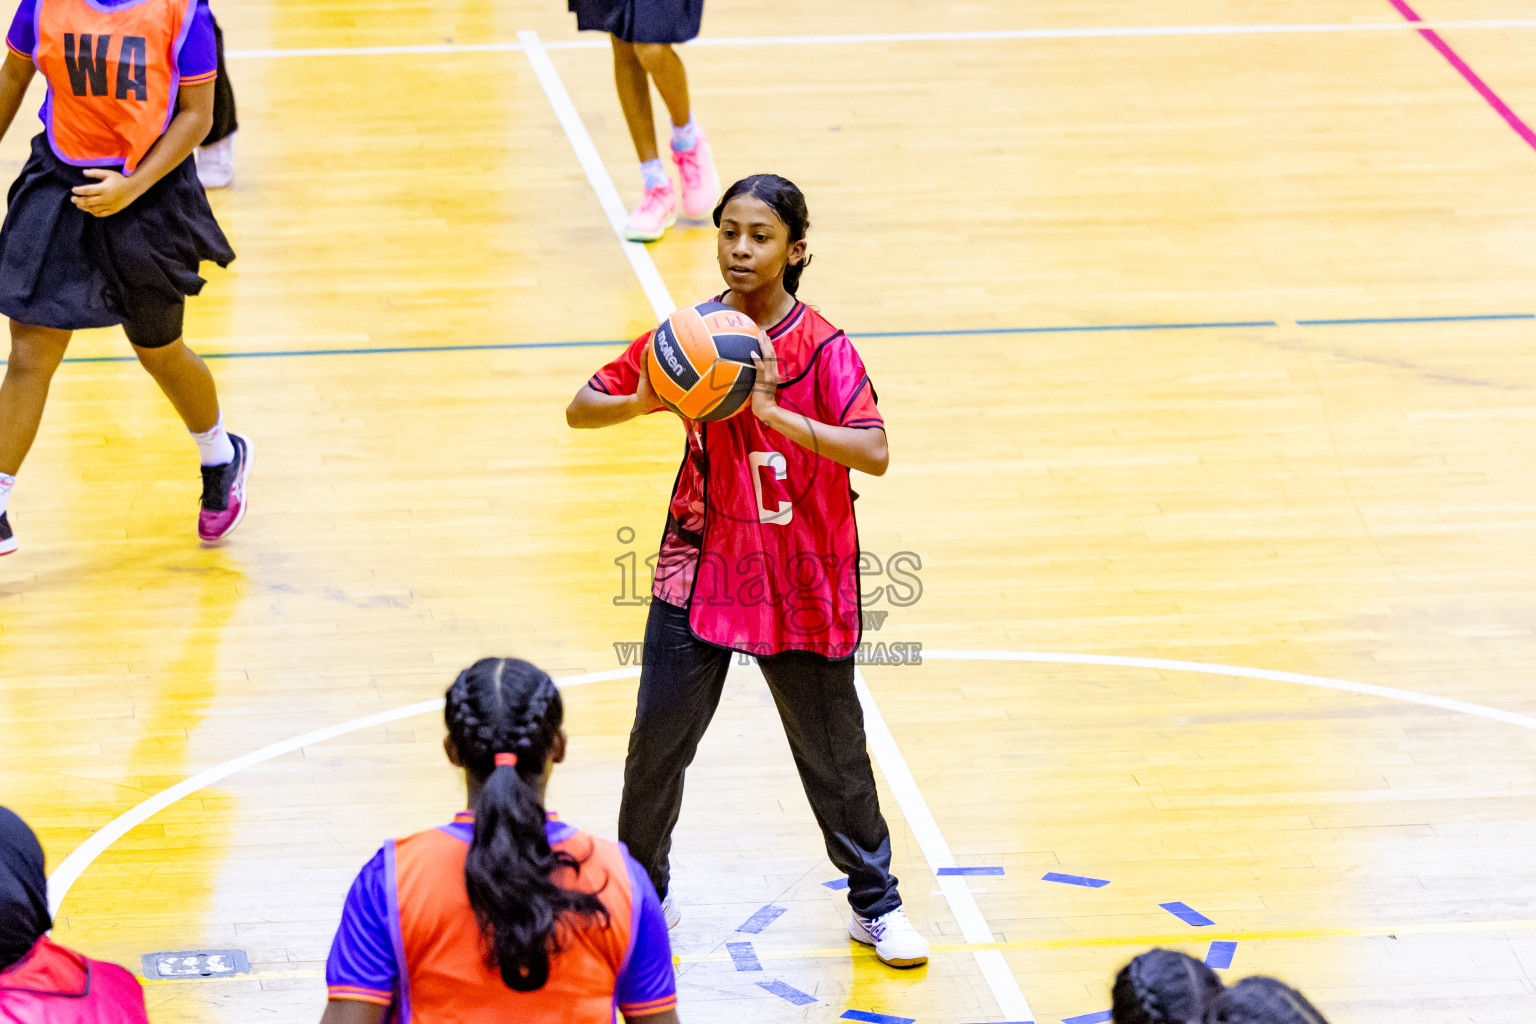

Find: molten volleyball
<box><xmin>646</xmin><ymin>301</ymin><xmax>762</xmax><ymax>421</ymax></box>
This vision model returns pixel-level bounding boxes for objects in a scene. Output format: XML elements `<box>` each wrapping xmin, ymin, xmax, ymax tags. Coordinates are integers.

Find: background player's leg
<box><xmin>611</xmin><ymin>38</ymin><xmax>660</xmax><ymax>165</ymax></box>
<box><xmin>617</xmin><ymin>598</ymin><xmax>732</xmax><ymax>899</ymax></box>
<box><xmin>611</xmin><ymin>37</ymin><xmax>679</xmax><ymax>241</ymax></box>
<box><xmin>133</xmin><ymin>338</ymin><xmax>222</xmax><ymax>435</ymax></box>
<box><xmin>632</xmin><ymin>43</ymin><xmax>716</xmax><ymax>220</ymax></box>
<box><xmin>631</xmin><ymin>44</ymin><xmax>690</xmax><ymax>132</ymax></box>
<box><xmin>0</xmin><ymin>322</ymin><xmax>72</xmax><ymax>476</ymax></box>
<box><xmin>758</xmin><ymin>652</ymin><xmax>902</xmax><ymax>918</ymax></box>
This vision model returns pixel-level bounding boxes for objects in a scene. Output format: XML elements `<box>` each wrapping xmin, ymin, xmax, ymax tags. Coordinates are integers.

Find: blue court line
<box><xmin>1160</xmin><ymin>901</ymin><xmax>1216</xmax><ymax>927</ymax></box>
<box><xmin>1295</xmin><ymin>314</ymin><xmax>1535</xmax><ymax>325</ymax></box>
<box><xmin>856</xmin><ymin>320</ymin><xmax>1276</xmax><ymax>338</ymax></box>
<box><xmin>1206</xmin><ymin>940</ymin><xmax>1238</xmax><ymax>969</ymax></box>
<box><xmin>757</xmin><ymin>979</ymin><xmax>816</xmax><ymax>1006</ymax></box>
<box><xmin>841</xmin><ymin>1010</ymin><xmax>916</xmax><ymax>1024</ymax></box>
<box><xmin>1042</xmin><ymin>872</ymin><xmax>1110</xmax><ymax>888</ymax></box>
<box><xmin>1062</xmin><ymin>1011</ymin><xmax>1112</xmax><ymax>1024</ymax></box>
<box><xmin>737</xmin><ymin>905</ymin><xmax>788</xmax><ymax>934</ymax></box>
<box><xmin>726</xmin><ymin>941</ymin><xmax>762</xmax><ymax>972</ymax></box>
<box><xmin>936</xmin><ymin>866</ymin><xmax>1006</xmax><ymax>876</ymax></box>
<box><xmin>823</xmin><ymin>877</ymin><xmax>850</xmax><ymax>890</ymax></box>
<box><xmin>24</xmin><ymin>313</ymin><xmax>1530</xmax><ymax>367</ymax></box>
<box><xmin>49</xmin><ymin>338</ymin><xmax>626</xmax><ymax>365</ymax></box>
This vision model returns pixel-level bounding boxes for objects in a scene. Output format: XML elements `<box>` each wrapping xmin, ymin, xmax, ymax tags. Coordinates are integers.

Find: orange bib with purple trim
<box><xmin>33</xmin><ymin>0</ymin><xmax>195</xmax><ymax>172</ymax></box>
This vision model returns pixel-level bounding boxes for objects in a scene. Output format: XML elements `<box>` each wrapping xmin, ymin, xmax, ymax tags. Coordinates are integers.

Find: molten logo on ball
<box><xmin>646</xmin><ymin>301</ymin><xmax>762</xmax><ymax>422</ymax></box>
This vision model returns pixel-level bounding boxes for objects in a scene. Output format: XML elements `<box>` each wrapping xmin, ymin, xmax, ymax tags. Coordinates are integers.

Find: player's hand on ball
<box><xmin>634</xmin><ymin>342</ymin><xmax>667</xmax><ymax>415</ymax></box>
<box><xmin>749</xmin><ymin>332</ymin><xmax>779</xmax><ymax>421</ymax></box>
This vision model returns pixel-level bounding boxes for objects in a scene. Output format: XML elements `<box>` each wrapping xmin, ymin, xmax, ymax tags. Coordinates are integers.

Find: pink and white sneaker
<box><xmin>623</xmin><ymin>182</ymin><xmax>679</xmax><ymax>242</ymax></box>
<box><xmin>198</xmin><ymin>433</ymin><xmax>253</xmax><ymax>544</ymax></box>
<box><xmin>671</xmin><ymin>128</ymin><xmax>720</xmax><ymax>220</ymax></box>
<box><xmin>0</xmin><ymin>511</ymin><xmax>15</xmax><ymax>556</ymax></box>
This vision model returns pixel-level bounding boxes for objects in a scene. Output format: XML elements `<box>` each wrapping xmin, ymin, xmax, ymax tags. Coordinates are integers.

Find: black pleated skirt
<box><xmin>0</xmin><ymin>133</ymin><xmax>235</xmax><ymax>334</ymax></box>
<box><xmin>569</xmin><ymin>0</ymin><xmax>702</xmax><ymax>44</ymax></box>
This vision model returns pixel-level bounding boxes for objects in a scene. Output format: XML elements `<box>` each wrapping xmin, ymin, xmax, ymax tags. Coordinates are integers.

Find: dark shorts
<box><xmin>0</xmin><ymin>134</ymin><xmax>235</xmax><ymax>348</ymax></box>
<box><xmin>569</xmin><ymin>0</ymin><xmax>702</xmax><ymax>44</ymax></box>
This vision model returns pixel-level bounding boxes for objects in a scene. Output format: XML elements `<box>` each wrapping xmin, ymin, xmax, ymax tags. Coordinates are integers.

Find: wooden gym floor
<box><xmin>3</xmin><ymin>0</ymin><xmax>1536</xmax><ymax>1021</ymax></box>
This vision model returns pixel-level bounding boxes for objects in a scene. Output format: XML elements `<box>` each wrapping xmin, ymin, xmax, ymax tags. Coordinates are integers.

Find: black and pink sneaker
<box><xmin>198</xmin><ymin>433</ymin><xmax>252</xmax><ymax>544</ymax></box>
<box><xmin>0</xmin><ymin>511</ymin><xmax>15</xmax><ymax>556</ymax></box>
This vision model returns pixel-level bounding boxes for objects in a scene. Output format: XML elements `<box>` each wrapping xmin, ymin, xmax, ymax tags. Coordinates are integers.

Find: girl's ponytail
<box><xmin>446</xmin><ymin>658</ymin><xmax>608</xmax><ymax>992</ymax></box>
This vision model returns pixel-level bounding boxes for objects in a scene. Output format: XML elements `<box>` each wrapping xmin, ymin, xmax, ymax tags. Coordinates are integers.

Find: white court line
<box><xmin>517</xmin><ymin>29</ymin><xmax>677</xmax><ymax>321</ymax></box>
<box><xmin>45</xmin><ymin>667</ymin><xmax>642</xmax><ymax>918</ymax></box>
<box><xmin>919</xmin><ymin>650</ymin><xmax>1536</xmax><ymax>731</ymax></box>
<box><xmin>854</xmin><ymin>668</ymin><xmax>1036</xmax><ymax>1021</ymax></box>
<box><xmin>226</xmin><ymin>20</ymin><xmax>1536</xmax><ymax>60</ymax></box>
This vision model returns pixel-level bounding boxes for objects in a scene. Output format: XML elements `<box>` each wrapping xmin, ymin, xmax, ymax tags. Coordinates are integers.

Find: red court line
<box><xmin>1385</xmin><ymin>0</ymin><xmax>1536</xmax><ymax>152</ymax></box>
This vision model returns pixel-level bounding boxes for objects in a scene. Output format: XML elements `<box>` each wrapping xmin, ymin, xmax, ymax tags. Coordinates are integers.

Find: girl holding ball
<box><xmin>566</xmin><ymin>173</ymin><xmax>927</xmax><ymax>968</ymax></box>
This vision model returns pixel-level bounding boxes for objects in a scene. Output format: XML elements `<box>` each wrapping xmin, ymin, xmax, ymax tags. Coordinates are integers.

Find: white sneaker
<box><xmin>661</xmin><ymin>894</ymin><xmax>681</xmax><ymax>930</ymax></box>
<box><xmin>197</xmin><ymin>133</ymin><xmax>235</xmax><ymax>189</ymax></box>
<box><xmin>849</xmin><ymin>906</ymin><xmax>928</xmax><ymax>967</ymax></box>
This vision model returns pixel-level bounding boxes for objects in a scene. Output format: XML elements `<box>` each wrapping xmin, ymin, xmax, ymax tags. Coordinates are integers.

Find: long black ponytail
<box><xmin>1112</xmin><ymin>949</ymin><xmax>1224</xmax><ymax>1024</ymax></box>
<box><xmin>1206</xmin><ymin>977</ymin><xmax>1331</xmax><ymax>1024</ymax></box>
<box><xmin>446</xmin><ymin>657</ymin><xmax>608</xmax><ymax>992</ymax></box>
<box><xmin>713</xmin><ymin>173</ymin><xmax>813</xmax><ymax>295</ymax></box>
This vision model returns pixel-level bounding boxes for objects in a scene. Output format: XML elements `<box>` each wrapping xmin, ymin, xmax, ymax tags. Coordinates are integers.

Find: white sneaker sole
<box><xmin>0</xmin><ymin>538</ymin><xmax>16</xmax><ymax>556</ymax></box>
<box><xmin>849</xmin><ymin>921</ymin><xmax>929</xmax><ymax>967</ymax></box>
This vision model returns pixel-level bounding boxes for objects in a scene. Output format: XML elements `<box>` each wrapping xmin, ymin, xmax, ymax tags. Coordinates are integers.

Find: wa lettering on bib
<box><xmin>34</xmin><ymin>0</ymin><xmax>196</xmax><ymax>171</ymax></box>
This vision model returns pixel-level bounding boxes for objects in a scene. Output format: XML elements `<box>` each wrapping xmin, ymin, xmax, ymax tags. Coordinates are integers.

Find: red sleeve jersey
<box><xmin>587</xmin><ymin>301</ymin><xmax>883</xmax><ymax>657</ymax></box>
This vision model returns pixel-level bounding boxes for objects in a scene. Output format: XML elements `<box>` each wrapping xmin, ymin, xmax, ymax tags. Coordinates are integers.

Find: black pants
<box><xmin>203</xmin><ymin>16</ymin><xmax>238</xmax><ymax>147</ymax></box>
<box><xmin>617</xmin><ymin>598</ymin><xmax>902</xmax><ymax>918</ymax></box>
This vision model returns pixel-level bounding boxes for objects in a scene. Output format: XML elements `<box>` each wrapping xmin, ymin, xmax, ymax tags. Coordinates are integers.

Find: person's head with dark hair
<box><xmin>444</xmin><ymin>658</ymin><xmax>608</xmax><ymax>993</ymax></box>
<box><xmin>1112</xmin><ymin>948</ymin><xmax>1224</xmax><ymax>1024</ymax></box>
<box><xmin>0</xmin><ymin>807</ymin><xmax>51</xmax><ymax>971</ymax></box>
<box><xmin>1206</xmin><ymin>976</ymin><xmax>1331</xmax><ymax>1024</ymax></box>
<box><xmin>712</xmin><ymin>173</ymin><xmax>813</xmax><ymax>298</ymax></box>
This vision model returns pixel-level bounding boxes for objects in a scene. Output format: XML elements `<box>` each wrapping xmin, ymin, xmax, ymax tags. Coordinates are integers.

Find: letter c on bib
<box><xmin>749</xmin><ymin>451</ymin><xmax>792</xmax><ymax>525</ymax></box>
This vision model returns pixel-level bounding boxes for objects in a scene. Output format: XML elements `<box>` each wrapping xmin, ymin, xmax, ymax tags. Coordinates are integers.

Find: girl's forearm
<box><xmin>0</xmin><ymin>53</ymin><xmax>36</xmax><ymax>146</ymax></box>
<box><xmin>761</xmin><ymin>408</ymin><xmax>888</xmax><ymax>476</ymax></box>
<box><xmin>567</xmin><ymin>387</ymin><xmax>650</xmax><ymax>428</ymax></box>
<box><xmin>123</xmin><ymin>81</ymin><xmax>213</xmax><ymax>199</ymax></box>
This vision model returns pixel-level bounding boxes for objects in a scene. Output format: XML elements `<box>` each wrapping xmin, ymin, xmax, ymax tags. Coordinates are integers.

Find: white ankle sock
<box><xmin>192</xmin><ymin>414</ymin><xmax>236</xmax><ymax>466</ymax></box>
<box><xmin>640</xmin><ymin>159</ymin><xmax>669</xmax><ymax>190</ymax></box>
<box><xmin>670</xmin><ymin>117</ymin><xmax>698</xmax><ymax>153</ymax></box>
<box><xmin>0</xmin><ymin>473</ymin><xmax>13</xmax><ymax>516</ymax></box>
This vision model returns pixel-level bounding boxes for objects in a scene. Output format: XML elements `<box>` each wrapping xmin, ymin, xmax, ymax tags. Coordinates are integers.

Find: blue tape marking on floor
<box><xmin>726</xmin><ymin>941</ymin><xmax>762</xmax><ymax>972</ymax></box>
<box><xmin>737</xmin><ymin>905</ymin><xmax>788</xmax><ymax>934</ymax></box>
<box><xmin>840</xmin><ymin>1010</ymin><xmax>916</xmax><ymax>1024</ymax></box>
<box><xmin>29</xmin><ymin>313</ymin><xmax>1528</xmax><ymax>367</ymax></box>
<box><xmin>1160</xmin><ymin>902</ymin><xmax>1216</xmax><ymax>927</ymax></box>
<box><xmin>1206</xmin><ymin>940</ymin><xmax>1237</xmax><ymax>969</ymax></box>
<box><xmin>1042</xmin><ymin>872</ymin><xmax>1110</xmax><ymax>888</ymax></box>
<box><xmin>756</xmin><ymin>979</ymin><xmax>816</xmax><ymax>1006</ymax></box>
<box><xmin>1295</xmin><ymin>314</ymin><xmax>1535</xmax><ymax>325</ymax></box>
<box><xmin>936</xmin><ymin>866</ymin><xmax>1005</xmax><ymax>876</ymax></box>
<box><xmin>1061</xmin><ymin>1011</ymin><xmax>1112</xmax><ymax>1024</ymax></box>
<box><xmin>44</xmin><ymin>338</ymin><xmax>630</xmax><ymax>365</ymax></box>
<box><xmin>823</xmin><ymin>877</ymin><xmax>850</xmax><ymax>890</ymax></box>
<box><xmin>858</xmin><ymin>320</ymin><xmax>1276</xmax><ymax>339</ymax></box>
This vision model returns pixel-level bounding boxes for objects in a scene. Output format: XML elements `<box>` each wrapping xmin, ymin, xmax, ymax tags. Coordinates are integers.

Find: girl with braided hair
<box><xmin>1112</xmin><ymin>948</ymin><xmax>1224</xmax><ymax>1024</ymax></box>
<box><xmin>320</xmin><ymin>658</ymin><xmax>680</xmax><ymax>1024</ymax></box>
<box><xmin>1206</xmin><ymin>977</ymin><xmax>1332</xmax><ymax>1024</ymax></box>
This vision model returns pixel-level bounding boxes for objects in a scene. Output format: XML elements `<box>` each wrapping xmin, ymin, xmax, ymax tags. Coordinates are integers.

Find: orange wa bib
<box><xmin>34</xmin><ymin>0</ymin><xmax>196</xmax><ymax>172</ymax></box>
